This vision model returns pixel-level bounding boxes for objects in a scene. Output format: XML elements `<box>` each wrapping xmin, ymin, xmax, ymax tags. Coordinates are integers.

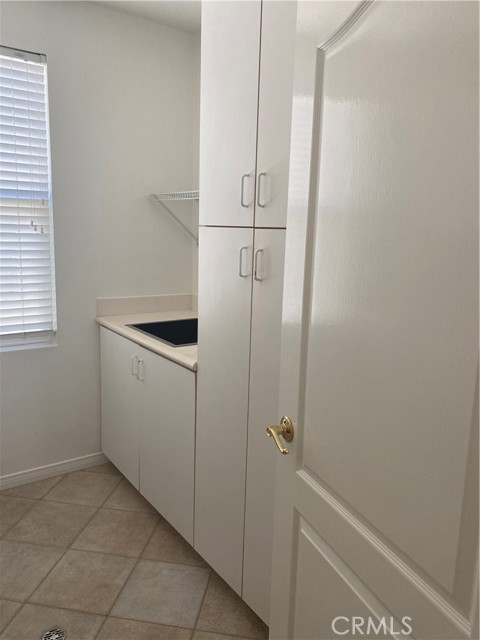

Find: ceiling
<box><xmin>91</xmin><ymin>1</ymin><xmax>359</xmax><ymax>39</ymax></box>
<box><xmin>93</xmin><ymin>1</ymin><xmax>201</xmax><ymax>32</ymax></box>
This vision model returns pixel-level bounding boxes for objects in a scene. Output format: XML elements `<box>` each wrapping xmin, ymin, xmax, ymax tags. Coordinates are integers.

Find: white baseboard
<box><xmin>0</xmin><ymin>452</ymin><xmax>108</xmax><ymax>490</ymax></box>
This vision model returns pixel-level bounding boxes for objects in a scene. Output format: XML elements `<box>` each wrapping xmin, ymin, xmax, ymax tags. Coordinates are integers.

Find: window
<box><xmin>0</xmin><ymin>45</ymin><xmax>57</xmax><ymax>349</ymax></box>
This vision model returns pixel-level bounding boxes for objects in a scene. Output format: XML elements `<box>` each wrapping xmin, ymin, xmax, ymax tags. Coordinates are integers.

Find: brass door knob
<box><xmin>266</xmin><ymin>416</ymin><xmax>294</xmax><ymax>455</ymax></box>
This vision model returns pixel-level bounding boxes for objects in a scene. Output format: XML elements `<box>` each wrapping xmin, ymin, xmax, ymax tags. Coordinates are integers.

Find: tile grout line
<box><xmin>6</xmin><ymin>574</ymin><xmax>219</xmax><ymax>636</ymax></box>
<box><xmin>0</xmin><ymin>600</ymin><xmax>106</xmax><ymax>634</ymax></box>
<box><xmin>2</xmin><ymin>533</ymin><xmax>218</xmax><ymax>635</ymax></box>
<box><xmin>0</xmin><ymin>601</ymin><xmax>199</xmax><ymax>636</ymax></box>
<box><xmin>1</xmin><ymin>506</ymin><xmax>153</xmax><ymax>547</ymax></box>
<box><xmin>1</xmin><ymin>538</ymin><xmax>70</xmax><ymax>552</ymax></box>
<box><xmin>93</xmin><ymin>564</ymin><xmax>214</xmax><ymax>639</ymax></box>
<box><xmin>18</xmin><ymin>470</ymin><xmax>125</xmax><ymax>612</ymax></box>
<box><xmin>0</xmin><ymin>597</ymin><xmax>23</xmax><ymax>605</ymax></box>
<box><xmin>0</xmin><ymin>497</ymin><xmax>39</xmax><ymax>540</ymax></box>
<box><xmin>0</xmin><ymin>468</ymin><xmax>119</xmax><ymax>502</ymax></box>
<box><xmin>3</xmin><ymin>475</ymin><xmax>203</xmax><ymax>580</ymax></box>
<box><xmin>106</xmin><ymin>613</ymin><xmax>202</xmax><ymax>634</ymax></box>
<box><xmin>23</xmin><ymin>506</ymin><xmax>101</xmax><ymax>603</ymax></box>
<box><xmin>41</xmin><ymin>469</ymin><xmax>123</xmax><ymax>508</ymax></box>
<box><xmin>94</xmin><ymin>614</ymin><xmax>197</xmax><ymax>637</ymax></box>
<box><xmin>191</xmin><ymin>575</ymin><xmax>268</xmax><ymax>640</ymax></box>
<box><xmin>1</xmin><ymin>502</ymin><xmax>104</xmax><ymax>636</ymax></box>
<box><xmin>2</xmin><ymin>595</ymin><xmax>260</xmax><ymax>640</ymax></box>
<box><xmin>0</xmin><ymin>472</ymin><xmax>65</xmax><ymax>501</ymax></box>
<box><xmin>0</xmin><ymin>602</ymin><xmax>28</xmax><ymax>636</ymax></box>
<box><xmin>3</xmin><ymin>470</ymin><xmax>254</xmax><ymax>639</ymax></box>
<box><xmin>92</xmin><ymin>512</ymin><xmax>162</xmax><ymax>640</ymax></box>
<box><xmin>65</xmin><ymin>545</ymin><xmax>207</xmax><ymax>568</ymax></box>
<box><xmin>0</xmin><ymin>599</ymin><xmax>22</xmax><ymax>636</ymax></box>
<box><xmin>4</xmin><ymin>524</ymin><xmax>207</xmax><ymax>567</ymax></box>
<box><xmin>41</xmin><ymin>498</ymin><xmax>155</xmax><ymax>515</ymax></box>
<box><xmin>195</xmin><ymin>629</ymin><xmax>258</xmax><ymax>640</ymax></box>
<box><xmin>0</xmin><ymin>469</ymin><xmax>124</xmax><ymax>540</ymax></box>
<box><xmin>1</xmin><ymin>536</ymin><xmax>209</xmax><ymax>565</ymax></box>
<box><xmin>0</xmin><ymin>468</ymin><xmax>124</xmax><ymax>635</ymax></box>
<box><xmin>192</xmin><ymin>570</ymin><xmax>212</xmax><ymax>637</ymax></box>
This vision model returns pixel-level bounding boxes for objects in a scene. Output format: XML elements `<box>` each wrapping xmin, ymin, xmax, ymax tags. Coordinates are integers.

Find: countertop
<box><xmin>96</xmin><ymin>309</ymin><xmax>198</xmax><ymax>372</ymax></box>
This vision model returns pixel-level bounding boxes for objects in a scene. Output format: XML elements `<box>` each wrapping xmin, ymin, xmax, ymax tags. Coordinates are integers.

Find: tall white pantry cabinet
<box><xmin>196</xmin><ymin>0</ymin><xmax>296</xmax><ymax>624</ymax></box>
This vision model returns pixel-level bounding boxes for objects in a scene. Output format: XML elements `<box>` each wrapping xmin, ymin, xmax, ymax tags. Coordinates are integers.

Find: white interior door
<box><xmin>199</xmin><ymin>1</ymin><xmax>260</xmax><ymax>227</ymax></box>
<box><xmin>270</xmin><ymin>2</ymin><xmax>479</xmax><ymax>639</ymax></box>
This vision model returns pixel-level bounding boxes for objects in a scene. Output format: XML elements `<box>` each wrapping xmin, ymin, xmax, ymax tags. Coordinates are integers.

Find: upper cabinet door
<box><xmin>254</xmin><ymin>1</ymin><xmax>296</xmax><ymax>229</ymax></box>
<box><xmin>199</xmin><ymin>1</ymin><xmax>261</xmax><ymax>227</ymax></box>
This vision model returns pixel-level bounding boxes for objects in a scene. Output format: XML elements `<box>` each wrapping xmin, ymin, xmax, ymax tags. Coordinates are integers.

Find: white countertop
<box><xmin>96</xmin><ymin>309</ymin><xmax>198</xmax><ymax>372</ymax></box>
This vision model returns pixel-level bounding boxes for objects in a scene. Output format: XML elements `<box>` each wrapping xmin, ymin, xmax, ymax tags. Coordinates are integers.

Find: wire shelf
<box><xmin>150</xmin><ymin>193</ymin><xmax>199</xmax><ymax>246</ymax></box>
<box><xmin>152</xmin><ymin>190</ymin><xmax>199</xmax><ymax>201</ymax></box>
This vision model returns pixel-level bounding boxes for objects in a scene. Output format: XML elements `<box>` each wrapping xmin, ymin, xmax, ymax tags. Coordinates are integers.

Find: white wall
<box><xmin>0</xmin><ymin>1</ymin><xmax>200</xmax><ymax>476</ymax></box>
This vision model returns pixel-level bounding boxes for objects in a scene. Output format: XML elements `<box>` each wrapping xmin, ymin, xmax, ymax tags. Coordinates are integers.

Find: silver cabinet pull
<box><xmin>254</xmin><ymin>249</ymin><xmax>264</xmax><ymax>281</ymax></box>
<box><xmin>241</xmin><ymin>173</ymin><xmax>251</xmax><ymax>208</ymax></box>
<box><xmin>138</xmin><ymin>359</ymin><xmax>145</xmax><ymax>382</ymax></box>
<box><xmin>239</xmin><ymin>246</ymin><xmax>249</xmax><ymax>278</ymax></box>
<box><xmin>256</xmin><ymin>172</ymin><xmax>267</xmax><ymax>208</ymax></box>
<box><xmin>131</xmin><ymin>355</ymin><xmax>139</xmax><ymax>377</ymax></box>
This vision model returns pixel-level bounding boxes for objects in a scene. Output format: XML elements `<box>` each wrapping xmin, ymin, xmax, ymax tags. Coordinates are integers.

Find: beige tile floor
<box><xmin>0</xmin><ymin>464</ymin><xmax>268</xmax><ymax>640</ymax></box>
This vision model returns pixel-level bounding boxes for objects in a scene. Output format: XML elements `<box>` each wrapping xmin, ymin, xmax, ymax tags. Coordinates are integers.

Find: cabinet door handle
<box><xmin>254</xmin><ymin>249</ymin><xmax>264</xmax><ymax>281</ymax></box>
<box><xmin>138</xmin><ymin>359</ymin><xmax>145</xmax><ymax>382</ymax></box>
<box><xmin>239</xmin><ymin>246</ymin><xmax>249</xmax><ymax>278</ymax></box>
<box><xmin>256</xmin><ymin>172</ymin><xmax>267</xmax><ymax>208</ymax></box>
<box><xmin>131</xmin><ymin>355</ymin><xmax>139</xmax><ymax>377</ymax></box>
<box><xmin>240</xmin><ymin>173</ymin><xmax>251</xmax><ymax>208</ymax></box>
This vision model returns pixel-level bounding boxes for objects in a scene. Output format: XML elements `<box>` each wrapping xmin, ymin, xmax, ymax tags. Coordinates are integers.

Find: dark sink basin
<box><xmin>128</xmin><ymin>318</ymin><xmax>198</xmax><ymax>347</ymax></box>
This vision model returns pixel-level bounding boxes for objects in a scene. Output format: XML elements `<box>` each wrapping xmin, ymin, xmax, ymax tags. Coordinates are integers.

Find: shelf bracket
<box><xmin>150</xmin><ymin>193</ymin><xmax>199</xmax><ymax>247</ymax></box>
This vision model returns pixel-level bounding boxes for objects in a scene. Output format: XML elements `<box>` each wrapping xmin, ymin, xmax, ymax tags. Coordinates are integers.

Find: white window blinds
<box><xmin>0</xmin><ymin>46</ymin><xmax>57</xmax><ymax>347</ymax></box>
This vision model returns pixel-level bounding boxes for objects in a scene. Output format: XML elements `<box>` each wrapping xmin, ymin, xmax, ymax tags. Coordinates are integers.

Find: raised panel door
<box><xmin>270</xmin><ymin>2</ymin><xmax>479</xmax><ymax>638</ymax></box>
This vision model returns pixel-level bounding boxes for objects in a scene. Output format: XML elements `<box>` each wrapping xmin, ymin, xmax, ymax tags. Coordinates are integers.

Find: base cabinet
<box><xmin>100</xmin><ymin>327</ymin><xmax>195</xmax><ymax>543</ymax></box>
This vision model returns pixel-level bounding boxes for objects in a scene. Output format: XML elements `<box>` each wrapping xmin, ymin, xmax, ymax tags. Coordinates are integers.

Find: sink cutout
<box><xmin>128</xmin><ymin>319</ymin><xmax>197</xmax><ymax>347</ymax></box>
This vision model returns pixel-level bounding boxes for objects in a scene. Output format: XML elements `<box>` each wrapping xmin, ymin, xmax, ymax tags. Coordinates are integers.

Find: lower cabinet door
<box><xmin>100</xmin><ymin>327</ymin><xmax>140</xmax><ymax>488</ymax></box>
<box><xmin>243</xmin><ymin>228</ymin><xmax>286</xmax><ymax>623</ymax></box>
<box><xmin>139</xmin><ymin>346</ymin><xmax>195</xmax><ymax>545</ymax></box>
